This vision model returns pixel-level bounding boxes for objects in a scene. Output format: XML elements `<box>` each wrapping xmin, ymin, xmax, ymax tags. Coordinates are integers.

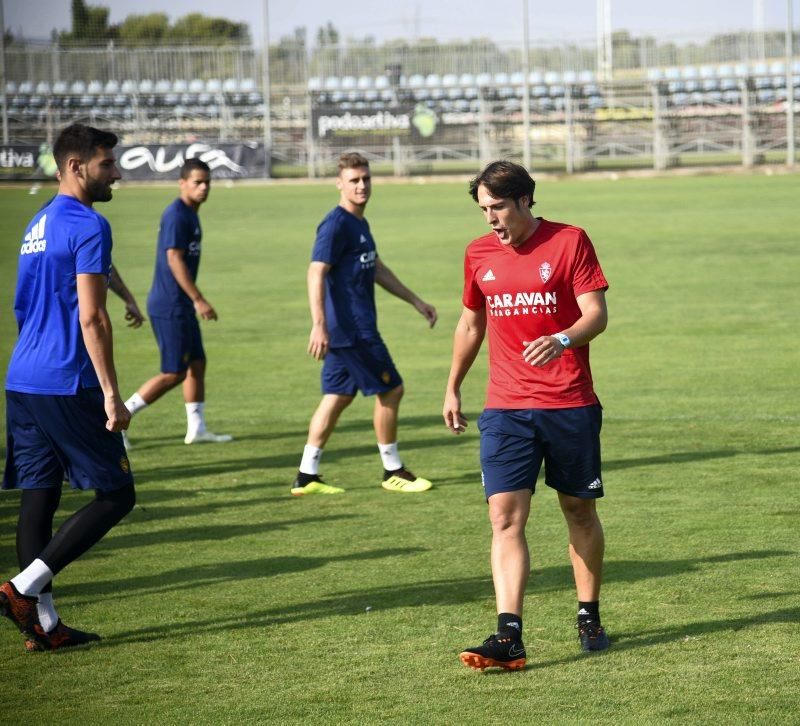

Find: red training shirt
<box><xmin>462</xmin><ymin>218</ymin><xmax>609</xmax><ymax>409</ymax></box>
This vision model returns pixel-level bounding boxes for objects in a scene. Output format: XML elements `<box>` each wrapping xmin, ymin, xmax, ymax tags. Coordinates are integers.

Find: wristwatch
<box><xmin>553</xmin><ymin>332</ymin><xmax>571</xmax><ymax>349</ymax></box>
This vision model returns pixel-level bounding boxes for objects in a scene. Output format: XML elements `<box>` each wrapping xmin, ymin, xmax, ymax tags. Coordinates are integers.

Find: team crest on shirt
<box><xmin>120</xmin><ymin>456</ymin><xmax>130</xmax><ymax>474</ymax></box>
<box><xmin>381</xmin><ymin>370</ymin><xmax>392</xmax><ymax>384</ymax></box>
<box><xmin>539</xmin><ymin>262</ymin><xmax>552</xmax><ymax>282</ymax></box>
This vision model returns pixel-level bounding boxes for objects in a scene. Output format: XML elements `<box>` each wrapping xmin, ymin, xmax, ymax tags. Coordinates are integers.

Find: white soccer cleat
<box><xmin>121</xmin><ymin>430</ymin><xmax>132</xmax><ymax>451</ymax></box>
<box><xmin>184</xmin><ymin>430</ymin><xmax>233</xmax><ymax>445</ymax></box>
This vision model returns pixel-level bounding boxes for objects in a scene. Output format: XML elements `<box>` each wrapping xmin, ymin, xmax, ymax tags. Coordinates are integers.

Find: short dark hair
<box><xmin>338</xmin><ymin>151</ymin><xmax>370</xmax><ymax>173</ymax></box>
<box><xmin>180</xmin><ymin>158</ymin><xmax>211</xmax><ymax>179</ymax></box>
<box><xmin>53</xmin><ymin>123</ymin><xmax>118</xmax><ymax>172</ymax></box>
<box><xmin>469</xmin><ymin>160</ymin><xmax>535</xmax><ymax>208</ymax></box>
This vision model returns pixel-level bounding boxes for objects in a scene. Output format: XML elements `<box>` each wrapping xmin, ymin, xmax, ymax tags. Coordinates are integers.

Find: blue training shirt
<box><xmin>6</xmin><ymin>194</ymin><xmax>112</xmax><ymax>395</ymax></box>
<box><xmin>311</xmin><ymin>206</ymin><xmax>379</xmax><ymax>348</ymax></box>
<box><xmin>147</xmin><ymin>198</ymin><xmax>201</xmax><ymax>318</ymax></box>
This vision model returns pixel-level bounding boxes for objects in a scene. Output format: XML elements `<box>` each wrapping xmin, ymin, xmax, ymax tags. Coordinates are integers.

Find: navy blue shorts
<box><xmin>478</xmin><ymin>405</ymin><xmax>603</xmax><ymax>500</ymax></box>
<box><xmin>150</xmin><ymin>314</ymin><xmax>205</xmax><ymax>373</ymax></box>
<box><xmin>321</xmin><ymin>337</ymin><xmax>403</xmax><ymax>396</ymax></box>
<box><xmin>3</xmin><ymin>388</ymin><xmax>134</xmax><ymax>492</ymax></box>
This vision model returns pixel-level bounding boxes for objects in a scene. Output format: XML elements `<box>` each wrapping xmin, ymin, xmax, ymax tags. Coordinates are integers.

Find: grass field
<box><xmin>1</xmin><ymin>171</ymin><xmax>799</xmax><ymax>724</ymax></box>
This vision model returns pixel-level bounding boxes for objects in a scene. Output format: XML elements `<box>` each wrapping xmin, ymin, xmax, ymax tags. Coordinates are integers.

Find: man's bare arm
<box><xmin>166</xmin><ymin>248</ymin><xmax>217</xmax><ymax>321</ymax></box>
<box><xmin>108</xmin><ymin>264</ymin><xmax>145</xmax><ymax>328</ymax></box>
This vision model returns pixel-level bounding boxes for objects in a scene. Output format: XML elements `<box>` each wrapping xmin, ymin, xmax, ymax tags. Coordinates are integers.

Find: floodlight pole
<box><xmin>786</xmin><ymin>0</ymin><xmax>796</xmax><ymax>166</ymax></box>
<box><xmin>261</xmin><ymin>0</ymin><xmax>273</xmax><ymax>178</ymax></box>
<box><xmin>522</xmin><ymin>0</ymin><xmax>532</xmax><ymax>171</ymax></box>
<box><xmin>0</xmin><ymin>0</ymin><xmax>8</xmax><ymax>144</ymax></box>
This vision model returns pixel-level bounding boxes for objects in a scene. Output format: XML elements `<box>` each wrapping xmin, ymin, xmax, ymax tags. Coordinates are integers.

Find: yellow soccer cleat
<box><xmin>291</xmin><ymin>475</ymin><xmax>345</xmax><ymax>496</ymax></box>
<box><xmin>381</xmin><ymin>468</ymin><xmax>433</xmax><ymax>493</ymax></box>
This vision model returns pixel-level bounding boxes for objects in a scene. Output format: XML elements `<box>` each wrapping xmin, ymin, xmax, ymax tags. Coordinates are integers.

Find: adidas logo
<box><xmin>360</xmin><ymin>234</ymin><xmax>368</xmax><ymax>245</ymax></box>
<box><xmin>587</xmin><ymin>478</ymin><xmax>602</xmax><ymax>490</ymax></box>
<box><xmin>20</xmin><ymin>213</ymin><xmax>47</xmax><ymax>255</ymax></box>
<box><xmin>482</xmin><ymin>269</ymin><xmax>496</xmax><ymax>282</ymax></box>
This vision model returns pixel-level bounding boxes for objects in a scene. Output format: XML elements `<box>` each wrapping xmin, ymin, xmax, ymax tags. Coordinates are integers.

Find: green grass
<box><xmin>1</xmin><ymin>173</ymin><xmax>799</xmax><ymax>724</ymax></box>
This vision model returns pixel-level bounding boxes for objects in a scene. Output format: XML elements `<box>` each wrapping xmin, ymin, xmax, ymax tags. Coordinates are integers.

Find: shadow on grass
<box><xmin>92</xmin><ymin>548</ymin><xmax>792</xmax><ymax>648</ymax></box>
<box><xmin>605</xmin><ymin>445</ymin><xmax>800</xmax><ymax>472</ymax></box>
<box><xmin>60</xmin><ymin>546</ymin><xmax>427</xmax><ymax>603</ymax></box>
<box><xmin>131</xmin><ymin>433</ymin><xmax>476</xmax><ymax>484</ymax></box>
<box><xmin>97</xmin><ymin>513</ymin><xmax>359</xmax><ymax>552</ymax></box>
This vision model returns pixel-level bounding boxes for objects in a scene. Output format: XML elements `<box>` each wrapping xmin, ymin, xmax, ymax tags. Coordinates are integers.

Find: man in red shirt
<box><xmin>443</xmin><ymin>160</ymin><xmax>610</xmax><ymax>671</ymax></box>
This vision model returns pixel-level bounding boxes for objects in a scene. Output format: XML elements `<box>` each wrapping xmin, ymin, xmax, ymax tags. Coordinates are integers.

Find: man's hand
<box><xmin>522</xmin><ymin>336</ymin><xmax>564</xmax><ymax>367</ymax></box>
<box><xmin>443</xmin><ymin>390</ymin><xmax>468</xmax><ymax>434</ymax></box>
<box><xmin>194</xmin><ymin>297</ymin><xmax>218</xmax><ymax>321</ymax></box>
<box><xmin>124</xmin><ymin>301</ymin><xmax>145</xmax><ymax>328</ymax></box>
<box><xmin>308</xmin><ymin>322</ymin><xmax>329</xmax><ymax>360</ymax></box>
<box><xmin>415</xmin><ymin>300</ymin><xmax>438</xmax><ymax>328</ymax></box>
<box><xmin>105</xmin><ymin>394</ymin><xmax>131</xmax><ymax>432</ymax></box>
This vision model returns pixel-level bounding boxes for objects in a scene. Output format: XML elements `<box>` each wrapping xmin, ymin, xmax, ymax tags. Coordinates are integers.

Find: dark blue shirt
<box><xmin>311</xmin><ymin>206</ymin><xmax>379</xmax><ymax>347</ymax></box>
<box><xmin>6</xmin><ymin>195</ymin><xmax>112</xmax><ymax>394</ymax></box>
<box><xmin>147</xmin><ymin>198</ymin><xmax>201</xmax><ymax>318</ymax></box>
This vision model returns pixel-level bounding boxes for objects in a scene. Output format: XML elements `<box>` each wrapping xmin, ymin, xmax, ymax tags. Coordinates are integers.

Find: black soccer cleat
<box><xmin>578</xmin><ymin>620</ymin><xmax>611</xmax><ymax>652</ymax></box>
<box><xmin>25</xmin><ymin>619</ymin><xmax>102</xmax><ymax>652</ymax></box>
<box><xmin>459</xmin><ymin>632</ymin><xmax>526</xmax><ymax>671</ymax></box>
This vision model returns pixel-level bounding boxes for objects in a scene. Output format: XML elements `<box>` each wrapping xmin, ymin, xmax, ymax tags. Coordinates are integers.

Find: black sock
<box><xmin>498</xmin><ymin>612</ymin><xmax>523</xmax><ymax>639</ymax></box>
<box><xmin>578</xmin><ymin>601</ymin><xmax>600</xmax><ymax>625</ymax></box>
<box><xmin>295</xmin><ymin>471</ymin><xmax>319</xmax><ymax>486</ymax></box>
<box><xmin>383</xmin><ymin>465</ymin><xmax>404</xmax><ymax>477</ymax></box>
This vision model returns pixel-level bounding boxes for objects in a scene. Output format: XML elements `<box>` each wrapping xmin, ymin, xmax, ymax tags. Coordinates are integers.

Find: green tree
<box><xmin>167</xmin><ymin>13</ymin><xmax>250</xmax><ymax>44</ymax></box>
<box><xmin>117</xmin><ymin>13</ymin><xmax>169</xmax><ymax>45</ymax></box>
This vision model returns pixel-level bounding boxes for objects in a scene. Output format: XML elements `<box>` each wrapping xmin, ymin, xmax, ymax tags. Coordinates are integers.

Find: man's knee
<box><xmin>97</xmin><ymin>484</ymin><xmax>136</xmax><ymax>519</ymax></box>
<box><xmin>162</xmin><ymin>370</ymin><xmax>187</xmax><ymax>386</ymax></box>
<box><xmin>561</xmin><ymin>497</ymin><xmax>598</xmax><ymax>529</ymax></box>
<box><xmin>379</xmin><ymin>384</ymin><xmax>404</xmax><ymax>406</ymax></box>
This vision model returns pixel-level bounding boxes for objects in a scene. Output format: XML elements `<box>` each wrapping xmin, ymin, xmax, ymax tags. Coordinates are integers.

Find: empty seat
<box><xmin>222</xmin><ymin>78</ymin><xmax>238</xmax><ymax>92</ymax></box>
<box><xmin>173</xmin><ymin>79</ymin><xmax>189</xmax><ymax>93</ymax></box>
<box><xmin>154</xmin><ymin>79</ymin><xmax>171</xmax><ymax>93</ymax></box>
<box><xmin>5</xmin><ymin>81</ymin><xmax>17</xmax><ymax>94</ymax></box>
<box><xmin>323</xmin><ymin>76</ymin><xmax>341</xmax><ymax>90</ymax></box>
<box><xmin>307</xmin><ymin>77</ymin><xmax>322</xmax><ymax>91</ymax></box>
<box><xmin>87</xmin><ymin>80</ymin><xmax>103</xmax><ymax>94</ymax></box>
<box><xmin>188</xmin><ymin>78</ymin><xmax>204</xmax><ymax>93</ymax></box>
<box><xmin>138</xmin><ymin>79</ymin><xmax>154</xmax><ymax>93</ymax></box>
<box><xmin>240</xmin><ymin>78</ymin><xmax>256</xmax><ymax>92</ymax></box>
<box><xmin>18</xmin><ymin>81</ymin><xmax>34</xmax><ymax>94</ymax></box>
<box><xmin>121</xmin><ymin>80</ymin><xmax>137</xmax><ymax>94</ymax></box>
<box><xmin>408</xmin><ymin>74</ymin><xmax>425</xmax><ymax>88</ymax></box>
<box><xmin>52</xmin><ymin>80</ymin><xmax>68</xmax><ymax>94</ymax></box>
<box><xmin>459</xmin><ymin>73</ymin><xmax>475</xmax><ymax>87</ymax></box>
<box><xmin>493</xmin><ymin>72</ymin><xmax>510</xmax><ymax>85</ymax></box>
<box><xmin>104</xmin><ymin>80</ymin><xmax>120</xmax><ymax>94</ymax></box>
<box><xmin>206</xmin><ymin>78</ymin><xmax>222</xmax><ymax>92</ymax></box>
<box><xmin>340</xmin><ymin>76</ymin><xmax>357</xmax><ymax>90</ymax></box>
<box><xmin>442</xmin><ymin>73</ymin><xmax>458</xmax><ymax>87</ymax></box>
<box><xmin>356</xmin><ymin>76</ymin><xmax>373</xmax><ymax>90</ymax></box>
<box><xmin>425</xmin><ymin>74</ymin><xmax>441</xmax><ymax>88</ymax></box>
<box><xmin>35</xmin><ymin>81</ymin><xmax>51</xmax><ymax>94</ymax></box>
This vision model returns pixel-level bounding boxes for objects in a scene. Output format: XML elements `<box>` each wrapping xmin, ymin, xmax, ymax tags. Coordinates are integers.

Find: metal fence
<box><xmin>1</xmin><ymin>37</ymin><xmax>798</xmax><ymax>175</ymax></box>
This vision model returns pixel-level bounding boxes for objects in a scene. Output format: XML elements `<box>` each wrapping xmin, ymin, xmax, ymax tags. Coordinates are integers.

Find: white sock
<box><xmin>124</xmin><ymin>392</ymin><xmax>148</xmax><ymax>416</ymax></box>
<box><xmin>378</xmin><ymin>442</ymin><xmax>402</xmax><ymax>471</ymax></box>
<box><xmin>37</xmin><ymin>592</ymin><xmax>59</xmax><ymax>633</ymax></box>
<box><xmin>186</xmin><ymin>402</ymin><xmax>206</xmax><ymax>434</ymax></box>
<box><xmin>11</xmin><ymin>558</ymin><xmax>54</xmax><ymax>596</ymax></box>
<box><xmin>299</xmin><ymin>445</ymin><xmax>323</xmax><ymax>475</ymax></box>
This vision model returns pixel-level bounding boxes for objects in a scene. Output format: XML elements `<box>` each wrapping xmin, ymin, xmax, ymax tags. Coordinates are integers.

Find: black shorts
<box><xmin>3</xmin><ymin>388</ymin><xmax>134</xmax><ymax>492</ymax></box>
<box><xmin>478</xmin><ymin>405</ymin><xmax>603</xmax><ymax>499</ymax></box>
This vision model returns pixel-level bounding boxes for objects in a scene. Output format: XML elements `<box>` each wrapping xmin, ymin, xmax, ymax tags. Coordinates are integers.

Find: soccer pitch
<box><xmin>1</xmin><ymin>172</ymin><xmax>798</xmax><ymax>723</ymax></box>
